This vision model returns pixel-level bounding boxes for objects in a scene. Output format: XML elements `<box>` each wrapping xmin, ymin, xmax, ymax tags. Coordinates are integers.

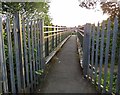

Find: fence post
<box><xmin>98</xmin><ymin>21</ymin><xmax>105</xmax><ymax>90</ymax></box>
<box><xmin>116</xmin><ymin>48</ymin><xmax>120</xmax><ymax>94</ymax></box>
<box><xmin>45</xmin><ymin>25</ymin><xmax>49</xmax><ymax>57</ymax></box>
<box><xmin>109</xmin><ymin>17</ymin><xmax>118</xmax><ymax>93</ymax></box>
<box><xmin>39</xmin><ymin>19</ymin><xmax>45</xmax><ymax>70</ymax></box>
<box><xmin>0</xmin><ymin>14</ymin><xmax>3</xmax><ymax>94</ymax></box>
<box><xmin>30</xmin><ymin>20</ymin><xmax>36</xmax><ymax>89</ymax></box>
<box><xmin>0</xmin><ymin>14</ymin><xmax>9</xmax><ymax>93</ymax></box>
<box><xmin>61</xmin><ymin>26</ymin><xmax>63</xmax><ymax>41</ymax></box>
<box><xmin>60</xmin><ymin>26</ymin><xmax>62</xmax><ymax>42</ymax></box>
<box><xmin>52</xmin><ymin>25</ymin><xmax>54</xmax><ymax>50</ymax></box>
<box><xmin>58</xmin><ymin>26</ymin><xmax>60</xmax><ymax>44</ymax></box>
<box><xmin>56</xmin><ymin>25</ymin><xmax>58</xmax><ymax>47</ymax></box>
<box><xmin>83</xmin><ymin>23</ymin><xmax>91</xmax><ymax>77</ymax></box>
<box><xmin>14</xmin><ymin>12</ymin><xmax>25</xmax><ymax>92</ymax></box>
<box><xmin>103</xmin><ymin>19</ymin><xmax>111</xmax><ymax>92</ymax></box>
<box><xmin>26</xmin><ymin>19</ymin><xmax>33</xmax><ymax>91</ymax></box>
<box><xmin>22</xmin><ymin>17</ymin><xmax>30</xmax><ymax>92</ymax></box>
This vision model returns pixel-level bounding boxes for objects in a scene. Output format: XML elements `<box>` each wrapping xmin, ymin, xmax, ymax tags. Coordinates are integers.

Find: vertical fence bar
<box><xmin>88</xmin><ymin>24</ymin><xmax>91</xmax><ymax>78</ymax></box>
<box><xmin>91</xmin><ymin>25</ymin><xmax>95</xmax><ymax>79</ymax></box>
<box><xmin>57</xmin><ymin>26</ymin><xmax>58</xmax><ymax>45</ymax></box>
<box><xmin>2</xmin><ymin>20</ymin><xmax>8</xmax><ymax>93</ymax></box>
<box><xmin>39</xmin><ymin>19</ymin><xmax>45</xmax><ymax>70</ymax></box>
<box><xmin>109</xmin><ymin>17</ymin><xmax>118</xmax><ymax>93</ymax></box>
<box><xmin>60</xmin><ymin>27</ymin><xmax>61</xmax><ymax>42</ymax></box>
<box><xmin>52</xmin><ymin>25</ymin><xmax>54</xmax><ymax>50</ymax></box>
<box><xmin>36</xmin><ymin>20</ymin><xmax>41</xmax><ymax>71</ymax></box>
<box><xmin>6</xmin><ymin>16</ymin><xmax>16</xmax><ymax>93</ymax></box>
<box><xmin>36</xmin><ymin>20</ymin><xmax>41</xmax><ymax>85</ymax></box>
<box><xmin>0</xmin><ymin>14</ymin><xmax>8</xmax><ymax>93</ymax></box>
<box><xmin>33</xmin><ymin>22</ymin><xmax>36</xmax><ymax>83</ymax></box>
<box><xmin>60</xmin><ymin>26</ymin><xmax>62</xmax><ymax>42</ymax></box>
<box><xmin>1</xmin><ymin>30</ymin><xmax>8</xmax><ymax>93</ymax></box>
<box><xmin>27</xmin><ymin>20</ymin><xmax>33</xmax><ymax>91</ymax></box>
<box><xmin>0</xmin><ymin>5</ymin><xmax>2</xmax><ymax>93</ymax></box>
<box><xmin>0</xmin><ymin>13</ymin><xmax>2</xmax><ymax>94</ymax></box>
<box><xmin>94</xmin><ymin>23</ymin><xmax>100</xmax><ymax>83</ymax></box>
<box><xmin>31</xmin><ymin>20</ymin><xmax>36</xmax><ymax>89</ymax></box>
<box><xmin>54</xmin><ymin>26</ymin><xmax>56</xmax><ymax>48</ymax></box>
<box><xmin>45</xmin><ymin>26</ymin><xmax>49</xmax><ymax>57</ymax></box>
<box><xmin>98</xmin><ymin>22</ymin><xmax>105</xmax><ymax>90</ymax></box>
<box><xmin>103</xmin><ymin>19</ymin><xmax>111</xmax><ymax>92</ymax></box>
<box><xmin>34</xmin><ymin>20</ymin><xmax>38</xmax><ymax>86</ymax></box>
<box><xmin>14</xmin><ymin>13</ymin><xmax>26</xmax><ymax>92</ymax></box>
<box><xmin>49</xmin><ymin>28</ymin><xmax>52</xmax><ymax>53</ymax></box>
<box><xmin>55</xmin><ymin>25</ymin><xmax>57</xmax><ymax>47</ymax></box>
<box><xmin>61</xmin><ymin>27</ymin><xmax>63</xmax><ymax>41</ymax></box>
<box><xmin>116</xmin><ymin>48</ymin><xmax>120</xmax><ymax>94</ymax></box>
<box><xmin>22</xmin><ymin>18</ymin><xmax>29</xmax><ymax>92</ymax></box>
<box><xmin>63</xmin><ymin>26</ymin><xmax>66</xmax><ymax>40</ymax></box>
<box><xmin>58</xmin><ymin>26</ymin><xmax>60</xmax><ymax>44</ymax></box>
<box><xmin>83</xmin><ymin>23</ymin><xmax>91</xmax><ymax>77</ymax></box>
<box><xmin>13</xmin><ymin>14</ymin><xmax>21</xmax><ymax>93</ymax></box>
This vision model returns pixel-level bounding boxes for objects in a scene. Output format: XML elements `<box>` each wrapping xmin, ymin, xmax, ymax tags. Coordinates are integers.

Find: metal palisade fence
<box><xmin>0</xmin><ymin>13</ymin><xmax>71</xmax><ymax>94</ymax></box>
<box><xmin>77</xmin><ymin>17</ymin><xmax>120</xmax><ymax>94</ymax></box>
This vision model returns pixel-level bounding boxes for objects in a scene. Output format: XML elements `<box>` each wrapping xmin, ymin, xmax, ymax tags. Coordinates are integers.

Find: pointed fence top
<box><xmin>113</xmin><ymin>16</ymin><xmax>118</xmax><ymax>32</ymax></box>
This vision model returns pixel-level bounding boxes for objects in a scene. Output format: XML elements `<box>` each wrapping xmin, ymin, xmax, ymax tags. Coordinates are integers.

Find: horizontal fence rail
<box><xmin>77</xmin><ymin>17</ymin><xmax>120</xmax><ymax>94</ymax></box>
<box><xmin>43</xmin><ymin>25</ymin><xmax>70</xmax><ymax>59</ymax></box>
<box><xmin>77</xmin><ymin>29</ymin><xmax>84</xmax><ymax>47</ymax></box>
<box><xmin>0</xmin><ymin>13</ymin><xmax>71</xmax><ymax>94</ymax></box>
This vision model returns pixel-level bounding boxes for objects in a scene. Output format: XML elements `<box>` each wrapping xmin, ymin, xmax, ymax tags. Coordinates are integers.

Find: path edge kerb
<box><xmin>76</xmin><ymin>37</ymin><xmax>83</xmax><ymax>69</ymax></box>
<box><xmin>45</xmin><ymin>35</ymin><xmax>71</xmax><ymax>64</ymax></box>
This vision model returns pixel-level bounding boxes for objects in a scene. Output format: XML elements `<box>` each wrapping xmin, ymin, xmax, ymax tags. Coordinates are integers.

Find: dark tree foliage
<box><xmin>79</xmin><ymin>0</ymin><xmax>120</xmax><ymax>21</ymax></box>
<box><xmin>79</xmin><ymin>0</ymin><xmax>98</xmax><ymax>9</ymax></box>
<box><xmin>79</xmin><ymin>0</ymin><xmax>120</xmax><ymax>68</ymax></box>
<box><xmin>101</xmin><ymin>2</ymin><xmax>120</xmax><ymax>21</ymax></box>
<box><xmin>79</xmin><ymin>0</ymin><xmax>120</xmax><ymax>33</ymax></box>
<box><xmin>1</xmin><ymin>2</ymin><xmax>52</xmax><ymax>25</ymax></box>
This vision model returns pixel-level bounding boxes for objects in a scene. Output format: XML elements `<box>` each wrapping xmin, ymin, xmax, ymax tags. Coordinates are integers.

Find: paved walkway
<box><xmin>37</xmin><ymin>35</ymin><xmax>98</xmax><ymax>93</ymax></box>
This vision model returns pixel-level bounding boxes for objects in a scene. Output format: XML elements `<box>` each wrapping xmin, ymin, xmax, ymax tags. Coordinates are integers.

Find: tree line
<box><xmin>1</xmin><ymin>2</ymin><xmax>52</xmax><ymax>25</ymax></box>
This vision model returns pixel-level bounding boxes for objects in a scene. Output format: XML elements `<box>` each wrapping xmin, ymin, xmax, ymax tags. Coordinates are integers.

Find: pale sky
<box><xmin>49</xmin><ymin>0</ymin><xmax>109</xmax><ymax>27</ymax></box>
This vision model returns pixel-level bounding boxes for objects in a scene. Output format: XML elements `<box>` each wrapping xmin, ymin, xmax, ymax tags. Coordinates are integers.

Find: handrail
<box><xmin>77</xmin><ymin>29</ymin><xmax>84</xmax><ymax>37</ymax></box>
<box><xmin>44</xmin><ymin>30</ymin><xmax>63</xmax><ymax>33</ymax></box>
<box><xmin>44</xmin><ymin>26</ymin><xmax>66</xmax><ymax>28</ymax></box>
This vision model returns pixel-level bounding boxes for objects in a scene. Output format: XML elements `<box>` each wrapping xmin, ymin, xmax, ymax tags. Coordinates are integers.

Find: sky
<box><xmin>49</xmin><ymin>0</ymin><xmax>109</xmax><ymax>27</ymax></box>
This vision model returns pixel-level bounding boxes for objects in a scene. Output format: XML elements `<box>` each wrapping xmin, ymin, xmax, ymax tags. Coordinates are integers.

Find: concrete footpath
<box><xmin>37</xmin><ymin>35</ymin><xmax>98</xmax><ymax>93</ymax></box>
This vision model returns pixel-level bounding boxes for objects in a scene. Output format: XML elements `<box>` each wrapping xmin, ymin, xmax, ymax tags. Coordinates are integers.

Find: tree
<box><xmin>79</xmin><ymin>0</ymin><xmax>120</xmax><ymax>21</ymax></box>
<box><xmin>101</xmin><ymin>2</ymin><xmax>120</xmax><ymax>21</ymax></box>
<box><xmin>79</xmin><ymin>0</ymin><xmax>120</xmax><ymax>67</ymax></box>
<box><xmin>79</xmin><ymin>1</ymin><xmax>120</xmax><ymax>39</ymax></box>
<box><xmin>2</xmin><ymin>2</ymin><xmax>52</xmax><ymax>25</ymax></box>
<box><xmin>79</xmin><ymin>0</ymin><xmax>98</xmax><ymax>9</ymax></box>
